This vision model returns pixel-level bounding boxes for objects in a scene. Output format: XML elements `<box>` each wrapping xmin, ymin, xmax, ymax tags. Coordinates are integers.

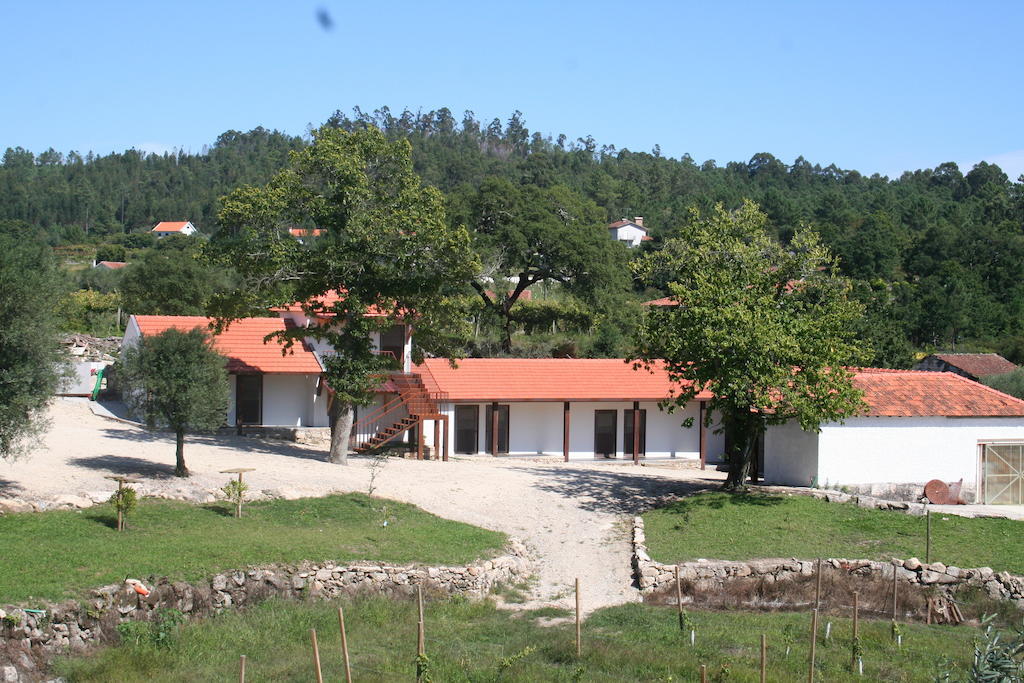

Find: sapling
<box><xmin>221</xmin><ymin>478</ymin><xmax>249</xmax><ymax>518</ymax></box>
<box><xmin>109</xmin><ymin>485</ymin><xmax>138</xmax><ymax>531</ymax></box>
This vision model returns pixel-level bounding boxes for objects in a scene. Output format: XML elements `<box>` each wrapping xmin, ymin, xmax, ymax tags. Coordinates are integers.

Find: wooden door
<box><xmin>624</xmin><ymin>409</ymin><xmax>647</xmax><ymax>457</ymax></box>
<box><xmin>594</xmin><ymin>410</ymin><xmax>617</xmax><ymax>458</ymax></box>
<box><xmin>454</xmin><ymin>405</ymin><xmax>479</xmax><ymax>454</ymax></box>
<box><xmin>485</xmin><ymin>404</ymin><xmax>509</xmax><ymax>454</ymax></box>
<box><xmin>235</xmin><ymin>374</ymin><xmax>262</xmax><ymax>425</ymax></box>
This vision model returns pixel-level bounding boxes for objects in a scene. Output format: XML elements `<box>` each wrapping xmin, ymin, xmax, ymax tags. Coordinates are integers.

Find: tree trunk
<box><xmin>501</xmin><ymin>313</ymin><xmax>514</xmax><ymax>354</ymax></box>
<box><xmin>329</xmin><ymin>400</ymin><xmax>354</xmax><ymax>464</ymax></box>
<box><xmin>174</xmin><ymin>428</ymin><xmax>189</xmax><ymax>477</ymax></box>
<box><xmin>723</xmin><ymin>420</ymin><xmax>762</xmax><ymax>491</ymax></box>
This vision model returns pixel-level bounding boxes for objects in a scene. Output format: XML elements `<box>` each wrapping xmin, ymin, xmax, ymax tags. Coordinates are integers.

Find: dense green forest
<box><xmin>2</xmin><ymin>107</ymin><xmax>1023</xmax><ymax>365</ymax></box>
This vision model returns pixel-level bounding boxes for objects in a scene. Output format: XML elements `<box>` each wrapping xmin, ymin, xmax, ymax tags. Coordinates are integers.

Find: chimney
<box><xmin>634</xmin><ymin>216</ymin><xmax>644</xmax><ymax>227</ymax></box>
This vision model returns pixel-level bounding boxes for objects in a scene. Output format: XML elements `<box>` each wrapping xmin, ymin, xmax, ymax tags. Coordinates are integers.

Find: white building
<box><xmin>150</xmin><ymin>221</ymin><xmax>198</xmax><ymax>237</ymax></box>
<box><xmin>608</xmin><ymin>217</ymin><xmax>650</xmax><ymax>248</ymax></box>
<box><xmin>763</xmin><ymin>369</ymin><xmax>1024</xmax><ymax>504</ymax></box>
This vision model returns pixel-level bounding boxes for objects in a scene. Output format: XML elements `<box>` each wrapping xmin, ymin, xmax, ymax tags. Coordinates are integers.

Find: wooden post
<box><xmin>808</xmin><ymin>608</ymin><xmax>818</xmax><ymax>683</ymax></box>
<box><xmin>310</xmin><ymin>629</ymin><xmax>324</xmax><ymax>683</ymax></box>
<box><xmin>239</xmin><ymin>654</ymin><xmax>246</xmax><ymax>683</ymax></box>
<box><xmin>760</xmin><ymin>633</ymin><xmax>767</xmax><ymax>683</ymax></box>
<box><xmin>814</xmin><ymin>558</ymin><xmax>823</xmax><ymax>611</ymax></box>
<box><xmin>632</xmin><ymin>401</ymin><xmax>641</xmax><ymax>465</ymax></box>
<box><xmin>442</xmin><ymin>415</ymin><xmax>449</xmax><ymax>462</ymax></box>
<box><xmin>675</xmin><ymin>565</ymin><xmax>684</xmax><ymax>630</ymax></box>
<box><xmin>417</xmin><ymin>420</ymin><xmax>424</xmax><ymax>460</ymax></box>
<box><xmin>116</xmin><ymin>478</ymin><xmax>123</xmax><ymax>531</ymax></box>
<box><xmin>563</xmin><ymin>402</ymin><xmax>570</xmax><ymax>462</ymax></box>
<box><xmin>491</xmin><ymin>402</ymin><xmax>499</xmax><ymax>456</ymax></box>
<box><xmin>338</xmin><ymin>606</ymin><xmax>352</xmax><ymax>683</ymax></box>
<box><xmin>892</xmin><ymin>565</ymin><xmax>898</xmax><ymax>622</ymax></box>
<box><xmin>926</xmin><ymin>597</ymin><xmax>932</xmax><ymax>625</ymax></box>
<box><xmin>433</xmin><ymin>419</ymin><xmax>441</xmax><ymax>461</ymax></box>
<box><xmin>698</xmin><ymin>402</ymin><xmax>707</xmax><ymax>470</ymax></box>
<box><xmin>851</xmin><ymin>591</ymin><xmax>859</xmax><ymax>670</ymax></box>
<box><xmin>699</xmin><ymin>664</ymin><xmax>708</xmax><ymax>683</ymax></box>
<box><xmin>416</xmin><ymin>585</ymin><xmax>426</xmax><ymax>683</ymax></box>
<box><xmin>926</xmin><ymin>509</ymin><xmax>931</xmax><ymax>564</ymax></box>
<box><xmin>220</xmin><ymin>468</ymin><xmax>255</xmax><ymax>519</ymax></box>
<box><xmin>575</xmin><ymin>577</ymin><xmax>582</xmax><ymax>658</ymax></box>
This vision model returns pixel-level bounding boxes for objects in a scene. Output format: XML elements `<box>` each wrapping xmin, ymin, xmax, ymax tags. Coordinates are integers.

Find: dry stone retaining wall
<box><xmin>632</xmin><ymin>516</ymin><xmax>1024</xmax><ymax>606</ymax></box>
<box><xmin>0</xmin><ymin>540</ymin><xmax>530</xmax><ymax>682</ymax></box>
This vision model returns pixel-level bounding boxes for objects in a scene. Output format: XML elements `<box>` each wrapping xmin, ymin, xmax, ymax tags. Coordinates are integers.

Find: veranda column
<box><xmin>491</xmin><ymin>401</ymin><xmax>499</xmax><ymax>456</ymax></box>
<box><xmin>632</xmin><ymin>401</ymin><xmax>641</xmax><ymax>465</ymax></box>
<box><xmin>699</xmin><ymin>401</ymin><xmax>707</xmax><ymax>470</ymax></box>
<box><xmin>563</xmin><ymin>402</ymin><xmax>570</xmax><ymax>462</ymax></box>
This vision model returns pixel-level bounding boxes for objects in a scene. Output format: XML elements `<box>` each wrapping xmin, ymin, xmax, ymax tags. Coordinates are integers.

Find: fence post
<box><xmin>238</xmin><ymin>654</ymin><xmax>246</xmax><ymax>683</ymax></box>
<box><xmin>760</xmin><ymin>633</ymin><xmax>767</xmax><ymax>683</ymax></box>
<box><xmin>808</xmin><ymin>608</ymin><xmax>818</xmax><ymax>683</ymax></box>
<box><xmin>814</xmin><ymin>558</ymin><xmax>823</xmax><ymax>610</ymax></box>
<box><xmin>338</xmin><ymin>606</ymin><xmax>352</xmax><ymax>683</ymax></box>
<box><xmin>310</xmin><ymin>629</ymin><xmax>324</xmax><ymax>683</ymax></box>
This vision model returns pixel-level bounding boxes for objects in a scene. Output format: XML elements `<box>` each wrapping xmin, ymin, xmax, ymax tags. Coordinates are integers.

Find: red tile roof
<box><xmin>132</xmin><ymin>315</ymin><xmax>322</xmax><ymax>374</ymax></box>
<box><xmin>275</xmin><ymin>290</ymin><xmax>389</xmax><ymax>318</ymax></box>
<box><xmin>288</xmin><ymin>227</ymin><xmax>326</xmax><ymax>237</ymax></box>
<box><xmin>418</xmin><ymin>358</ymin><xmax>711</xmax><ymax>402</ymax></box>
<box><xmin>96</xmin><ymin>261</ymin><xmax>127</xmax><ymax>269</ymax></box>
<box><xmin>151</xmin><ymin>221</ymin><xmax>192</xmax><ymax>233</ymax></box>
<box><xmin>642</xmin><ymin>296</ymin><xmax>680</xmax><ymax>307</ymax></box>
<box><xmin>930</xmin><ymin>353</ymin><xmax>1017</xmax><ymax>378</ymax></box>
<box><xmin>609</xmin><ymin>219</ymin><xmax>646</xmax><ymax>230</ymax></box>
<box><xmin>853</xmin><ymin>368</ymin><xmax>1024</xmax><ymax>417</ymax></box>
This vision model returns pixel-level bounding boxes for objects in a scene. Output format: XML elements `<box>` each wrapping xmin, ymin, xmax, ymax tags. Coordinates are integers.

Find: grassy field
<box><xmin>54</xmin><ymin>595</ymin><xmax>980</xmax><ymax>682</ymax></box>
<box><xmin>643</xmin><ymin>492</ymin><xmax>1024</xmax><ymax>572</ymax></box>
<box><xmin>0</xmin><ymin>494</ymin><xmax>505</xmax><ymax>604</ymax></box>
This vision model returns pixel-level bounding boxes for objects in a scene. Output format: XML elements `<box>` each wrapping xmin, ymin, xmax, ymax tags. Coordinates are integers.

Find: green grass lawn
<box><xmin>643</xmin><ymin>492</ymin><xmax>1024</xmax><ymax>572</ymax></box>
<box><xmin>54</xmin><ymin>595</ymin><xmax>980</xmax><ymax>681</ymax></box>
<box><xmin>0</xmin><ymin>494</ymin><xmax>505</xmax><ymax>605</ymax></box>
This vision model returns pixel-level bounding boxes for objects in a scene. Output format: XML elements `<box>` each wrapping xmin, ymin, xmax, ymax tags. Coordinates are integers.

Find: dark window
<box><xmin>624</xmin><ymin>409</ymin><xmax>647</xmax><ymax>457</ymax></box>
<box><xmin>485</xmin><ymin>404</ymin><xmax>510</xmax><ymax>454</ymax></box>
<box><xmin>594</xmin><ymin>410</ymin><xmax>617</xmax><ymax>457</ymax></box>
<box><xmin>235</xmin><ymin>374</ymin><xmax>262</xmax><ymax>425</ymax></box>
<box><xmin>454</xmin><ymin>405</ymin><xmax>479</xmax><ymax>454</ymax></box>
<box><xmin>380</xmin><ymin>325</ymin><xmax>405</xmax><ymax>367</ymax></box>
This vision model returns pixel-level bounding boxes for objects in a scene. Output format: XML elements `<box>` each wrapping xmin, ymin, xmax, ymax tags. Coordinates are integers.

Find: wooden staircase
<box><xmin>352</xmin><ymin>373</ymin><xmax>447</xmax><ymax>456</ymax></box>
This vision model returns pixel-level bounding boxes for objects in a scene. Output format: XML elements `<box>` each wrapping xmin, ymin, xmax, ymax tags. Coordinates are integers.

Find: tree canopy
<box><xmin>0</xmin><ymin>234</ymin><xmax>67</xmax><ymax>459</ymax></box>
<box><xmin>633</xmin><ymin>201</ymin><xmax>869</xmax><ymax>489</ymax></box>
<box><xmin>118</xmin><ymin>328</ymin><xmax>230</xmax><ymax>477</ymax></box>
<box><xmin>212</xmin><ymin>124</ymin><xmax>479</xmax><ymax>463</ymax></box>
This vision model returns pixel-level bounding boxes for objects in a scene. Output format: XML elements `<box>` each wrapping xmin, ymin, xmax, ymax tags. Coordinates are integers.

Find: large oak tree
<box><xmin>633</xmin><ymin>201</ymin><xmax>869</xmax><ymax>489</ymax></box>
<box><xmin>213</xmin><ymin>125</ymin><xmax>478</xmax><ymax>464</ymax></box>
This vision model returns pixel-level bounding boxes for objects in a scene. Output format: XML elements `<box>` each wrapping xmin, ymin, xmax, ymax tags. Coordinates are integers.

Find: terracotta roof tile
<box><xmin>151</xmin><ymin>221</ymin><xmax>192</xmax><ymax>232</ymax></box>
<box><xmin>931</xmin><ymin>353</ymin><xmax>1018</xmax><ymax>378</ymax></box>
<box><xmin>96</xmin><ymin>261</ymin><xmax>127</xmax><ymax>269</ymax></box>
<box><xmin>641</xmin><ymin>296</ymin><xmax>680</xmax><ymax>306</ymax></box>
<box><xmin>417</xmin><ymin>358</ymin><xmax>710</xmax><ymax>402</ymax></box>
<box><xmin>132</xmin><ymin>315</ymin><xmax>321</xmax><ymax>374</ymax></box>
<box><xmin>854</xmin><ymin>368</ymin><xmax>1024</xmax><ymax>417</ymax></box>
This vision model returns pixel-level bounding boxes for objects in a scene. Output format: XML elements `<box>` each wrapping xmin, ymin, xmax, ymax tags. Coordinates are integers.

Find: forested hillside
<box><xmin>2</xmin><ymin>107</ymin><xmax>1022</xmax><ymax>364</ymax></box>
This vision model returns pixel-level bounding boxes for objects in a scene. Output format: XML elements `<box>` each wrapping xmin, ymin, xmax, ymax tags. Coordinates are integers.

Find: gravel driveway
<box><xmin>0</xmin><ymin>399</ymin><xmax>724</xmax><ymax>612</ymax></box>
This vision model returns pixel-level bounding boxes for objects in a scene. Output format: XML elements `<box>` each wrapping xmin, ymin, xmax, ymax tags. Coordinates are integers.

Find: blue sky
<box><xmin>2</xmin><ymin>1</ymin><xmax>1022</xmax><ymax>179</ymax></box>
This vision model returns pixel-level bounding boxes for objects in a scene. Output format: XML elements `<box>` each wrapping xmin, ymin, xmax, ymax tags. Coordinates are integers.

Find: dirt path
<box><xmin>0</xmin><ymin>399</ymin><xmax>725</xmax><ymax>613</ymax></box>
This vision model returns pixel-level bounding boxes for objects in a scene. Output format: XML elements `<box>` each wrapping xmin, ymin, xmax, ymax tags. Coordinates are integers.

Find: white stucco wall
<box><xmin>261</xmin><ymin>374</ymin><xmax>328</xmax><ymax>427</ymax></box>
<box><xmin>764</xmin><ymin>420</ymin><xmax>819</xmax><ymax>487</ymax></box>
<box><xmin>608</xmin><ymin>224</ymin><xmax>647</xmax><ymax>247</ymax></box>
<box><xmin>765</xmin><ymin>416</ymin><xmax>1024</xmax><ymax>498</ymax></box>
<box><xmin>423</xmin><ymin>400</ymin><xmax>710</xmax><ymax>460</ymax></box>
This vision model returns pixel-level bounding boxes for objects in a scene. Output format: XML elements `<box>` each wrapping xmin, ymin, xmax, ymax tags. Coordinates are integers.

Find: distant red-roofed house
<box><xmin>95</xmin><ymin>260</ymin><xmax>127</xmax><ymax>270</ymax></box>
<box><xmin>763</xmin><ymin>369</ymin><xmax>1024</xmax><ymax>503</ymax></box>
<box><xmin>608</xmin><ymin>217</ymin><xmax>648</xmax><ymax>248</ymax></box>
<box><xmin>150</xmin><ymin>221</ymin><xmax>197</xmax><ymax>237</ymax></box>
<box><xmin>914</xmin><ymin>353</ymin><xmax>1018</xmax><ymax>381</ymax></box>
<box><xmin>641</xmin><ymin>296</ymin><xmax>680</xmax><ymax>307</ymax></box>
<box><xmin>287</xmin><ymin>227</ymin><xmax>326</xmax><ymax>244</ymax></box>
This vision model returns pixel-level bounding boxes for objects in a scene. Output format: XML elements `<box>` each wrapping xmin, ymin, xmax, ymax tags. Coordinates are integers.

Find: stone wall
<box><xmin>632</xmin><ymin>516</ymin><xmax>1024</xmax><ymax>606</ymax></box>
<box><xmin>0</xmin><ymin>540</ymin><xmax>530</xmax><ymax>682</ymax></box>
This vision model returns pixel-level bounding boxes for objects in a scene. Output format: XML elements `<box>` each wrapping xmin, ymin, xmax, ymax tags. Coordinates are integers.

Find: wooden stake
<box><xmin>926</xmin><ymin>597</ymin><xmax>932</xmax><ymax>625</ymax></box>
<box><xmin>575</xmin><ymin>577</ymin><xmax>582</xmax><ymax>658</ymax></box>
<box><xmin>808</xmin><ymin>608</ymin><xmax>818</xmax><ymax>683</ymax></box>
<box><xmin>117</xmin><ymin>479</ymin><xmax>123</xmax><ymax>531</ymax></box>
<box><xmin>814</xmin><ymin>558</ymin><xmax>823</xmax><ymax>610</ymax></box>
<box><xmin>338</xmin><ymin>607</ymin><xmax>352</xmax><ymax>683</ymax></box>
<box><xmin>892</xmin><ymin>566</ymin><xmax>899</xmax><ymax>625</ymax></box>
<box><xmin>926</xmin><ymin>509</ymin><xmax>932</xmax><ymax>564</ymax></box>
<box><xmin>675</xmin><ymin>565</ymin><xmax>684</xmax><ymax>630</ymax></box>
<box><xmin>238</xmin><ymin>654</ymin><xmax>246</xmax><ymax>683</ymax></box>
<box><xmin>760</xmin><ymin>633</ymin><xmax>767</xmax><ymax>683</ymax></box>
<box><xmin>310</xmin><ymin>629</ymin><xmax>324</xmax><ymax>683</ymax></box>
<box><xmin>851</xmin><ymin>591</ymin><xmax>859</xmax><ymax>670</ymax></box>
<box><xmin>417</xmin><ymin>584</ymin><xmax>426</xmax><ymax>682</ymax></box>
<box><xmin>700</xmin><ymin>664</ymin><xmax>708</xmax><ymax>683</ymax></box>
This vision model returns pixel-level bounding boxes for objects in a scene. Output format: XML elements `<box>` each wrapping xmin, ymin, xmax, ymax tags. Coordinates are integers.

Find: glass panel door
<box><xmin>235</xmin><ymin>374</ymin><xmax>262</xmax><ymax>425</ymax></box>
<box><xmin>454</xmin><ymin>405</ymin><xmax>479</xmax><ymax>454</ymax></box>
<box><xmin>595</xmin><ymin>410</ymin><xmax>617</xmax><ymax>458</ymax></box>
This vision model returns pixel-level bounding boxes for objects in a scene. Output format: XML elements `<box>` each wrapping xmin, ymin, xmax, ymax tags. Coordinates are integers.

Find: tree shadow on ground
<box><xmin>97</xmin><ymin>427</ymin><xmax>329</xmax><ymax>462</ymax></box>
<box><xmin>201</xmin><ymin>502</ymin><xmax>235</xmax><ymax>518</ymax></box>
<box><xmin>668</xmin><ymin>491</ymin><xmax>787</xmax><ymax>511</ymax></box>
<box><xmin>0</xmin><ymin>479</ymin><xmax>24</xmax><ymax>499</ymax></box>
<box><xmin>68</xmin><ymin>455</ymin><xmax>178</xmax><ymax>479</ymax></box>
<box><xmin>511</xmin><ymin>465</ymin><xmax>724</xmax><ymax>515</ymax></box>
<box><xmin>81</xmin><ymin>508</ymin><xmax>118</xmax><ymax>530</ymax></box>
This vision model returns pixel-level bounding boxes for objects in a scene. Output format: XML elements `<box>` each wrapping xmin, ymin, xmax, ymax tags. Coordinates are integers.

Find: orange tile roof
<box><xmin>930</xmin><ymin>353</ymin><xmax>1017</xmax><ymax>378</ymax></box>
<box><xmin>96</xmin><ymin>261</ymin><xmax>127</xmax><ymax>269</ymax></box>
<box><xmin>641</xmin><ymin>296</ymin><xmax>680</xmax><ymax>306</ymax></box>
<box><xmin>609</xmin><ymin>219</ymin><xmax>646</xmax><ymax>230</ymax></box>
<box><xmin>275</xmin><ymin>290</ymin><xmax>388</xmax><ymax>318</ymax></box>
<box><xmin>853</xmin><ymin>368</ymin><xmax>1024</xmax><ymax>417</ymax></box>
<box><xmin>132</xmin><ymin>315</ymin><xmax>322</xmax><ymax>374</ymax></box>
<box><xmin>288</xmin><ymin>227</ymin><xmax>326</xmax><ymax>237</ymax></box>
<box><xmin>151</xmin><ymin>221</ymin><xmax>192</xmax><ymax>232</ymax></box>
<box><xmin>418</xmin><ymin>358</ymin><xmax>711</xmax><ymax>402</ymax></box>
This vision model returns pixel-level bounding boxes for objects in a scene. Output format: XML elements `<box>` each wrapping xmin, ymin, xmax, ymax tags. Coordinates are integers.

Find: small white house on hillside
<box><xmin>763</xmin><ymin>369</ymin><xmax>1024</xmax><ymax>504</ymax></box>
<box><xmin>150</xmin><ymin>221</ymin><xmax>198</xmax><ymax>237</ymax></box>
<box><xmin>608</xmin><ymin>217</ymin><xmax>650</xmax><ymax>248</ymax></box>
